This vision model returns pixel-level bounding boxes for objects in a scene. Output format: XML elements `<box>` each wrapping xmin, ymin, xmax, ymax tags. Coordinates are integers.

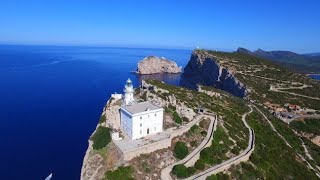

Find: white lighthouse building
<box><xmin>124</xmin><ymin>78</ymin><xmax>134</xmax><ymax>105</ymax></box>
<box><xmin>120</xmin><ymin>78</ymin><xmax>164</xmax><ymax>140</ymax></box>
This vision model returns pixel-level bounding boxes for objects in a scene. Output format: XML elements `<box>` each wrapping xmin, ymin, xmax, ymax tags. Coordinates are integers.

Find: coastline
<box><xmin>306</xmin><ymin>73</ymin><xmax>320</xmax><ymax>76</ymax></box>
<box><xmin>307</xmin><ymin>74</ymin><xmax>320</xmax><ymax>80</ymax></box>
<box><xmin>80</xmin><ymin>98</ymin><xmax>112</xmax><ymax>180</ymax></box>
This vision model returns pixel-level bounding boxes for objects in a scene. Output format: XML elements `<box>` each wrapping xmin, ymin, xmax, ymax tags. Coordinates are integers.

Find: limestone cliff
<box><xmin>137</xmin><ymin>56</ymin><xmax>181</xmax><ymax>74</ymax></box>
<box><xmin>180</xmin><ymin>50</ymin><xmax>247</xmax><ymax>98</ymax></box>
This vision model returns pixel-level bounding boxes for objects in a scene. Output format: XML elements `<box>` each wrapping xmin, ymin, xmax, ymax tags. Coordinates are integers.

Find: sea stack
<box><xmin>136</xmin><ymin>56</ymin><xmax>182</xmax><ymax>74</ymax></box>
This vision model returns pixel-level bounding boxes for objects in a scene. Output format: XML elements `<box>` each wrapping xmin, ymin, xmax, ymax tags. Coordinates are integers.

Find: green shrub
<box><xmin>190</xmin><ymin>141</ymin><xmax>197</xmax><ymax>147</ymax></box>
<box><xmin>195</xmin><ymin>159</ymin><xmax>205</xmax><ymax>170</ymax></box>
<box><xmin>172</xmin><ymin>164</ymin><xmax>189</xmax><ymax>178</ymax></box>
<box><xmin>99</xmin><ymin>114</ymin><xmax>106</xmax><ymax>124</ymax></box>
<box><xmin>174</xmin><ymin>141</ymin><xmax>188</xmax><ymax>159</ymax></box>
<box><xmin>187</xmin><ymin>167</ymin><xmax>196</xmax><ymax>175</ymax></box>
<box><xmin>190</xmin><ymin>124</ymin><xmax>199</xmax><ymax>133</ymax></box>
<box><xmin>183</xmin><ymin>117</ymin><xmax>189</xmax><ymax>122</ymax></box>
<box><xmin>141</xmin><ymin>92</ymin><xmax>147</xmax><ymax>101</ymax></box>
<box><xmin>91</xmin><ymin>126</ymin><xmax>111</xmax><ymax>150</ymax></box>
<box><xmin>104</xmin><ymin>166</ymin><xmax>134</xmax><ymax>180</ymax></box>
<box><xmin>173</xmin><ymin>111</ymin><xmax>182</xmax><ymax>124</ymax></box>
<box><xmin>168</xmin><ymin>104</ymin><xmax>176</xmax><ymax>111</ymax></box>
<box><xmin>206</xmin><ymin>173</ymin><xmax>230</xmax><ymax>180</ymax></box>
<box><xmin>201</xmin><ymin>130</ymin><xmax>207</xmax><ymax>136</ymax></box>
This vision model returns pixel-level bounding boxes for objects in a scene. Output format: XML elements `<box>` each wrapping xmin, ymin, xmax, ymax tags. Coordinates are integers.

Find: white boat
<box><xmin>45</xmin><ymin>173</ymin><xmax>53</xmax><ymax>180</ymax></box>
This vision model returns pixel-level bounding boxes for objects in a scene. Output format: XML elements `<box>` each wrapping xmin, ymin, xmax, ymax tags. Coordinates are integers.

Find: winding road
<box><xmin>161</xmin><ymin>106</ymin><xmax>255</xmax><ymax>180</ymax></box>
<box><xmin>269</xmin><ymin>85</ymin><xmax>320</xmax><ymax>100</ymax></box>
<box><xmin>185</xmin><ymin>106</ymin><xmax>255</xmax><ymax>180</ymax></box>
<box><xmin>161</xmin><ymin>115</ymin><xmax>217</xmax><ymax>180</ymax></box>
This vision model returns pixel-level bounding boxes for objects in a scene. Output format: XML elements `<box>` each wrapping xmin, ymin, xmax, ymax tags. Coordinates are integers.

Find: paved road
<box><xmin>186</xmin><ymin>106</ymin><xmax>255</xmax><ymax>180</ymax></box>
<box><xmin>161</xmin><ymin>115</ymin><xmax>216</xmax><ymax>180</ymax></box>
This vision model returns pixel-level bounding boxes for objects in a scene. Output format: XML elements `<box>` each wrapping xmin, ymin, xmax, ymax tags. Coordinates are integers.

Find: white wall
<box><xmin>120</xmin><ymin>110</ymin><xmax>133</xmax><ymax>138</ymax></box>
<box><xmin>131</xmin><ymin>109</ymin><xmax>163</xmax><ymax>139</ymax></box>
<box><xmin>120</xmin><ymin>107</ymin><xmax>164</xmax><ymax>140</ymax></box>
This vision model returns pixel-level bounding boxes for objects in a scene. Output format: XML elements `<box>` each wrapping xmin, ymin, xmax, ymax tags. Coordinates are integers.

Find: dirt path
<box><xmin>254</xmin><ymin>106</ymin><xmax>320</xmax><ymax>178</ymax></box>
<box><xmin>270</xmin><ymin>85</ymin><xmax>320</xmax><ymax>100</ymax></box>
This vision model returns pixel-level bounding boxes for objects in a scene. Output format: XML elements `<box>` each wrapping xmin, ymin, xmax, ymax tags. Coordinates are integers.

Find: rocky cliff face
<box><xmin>180</xmin><ymin>51</ymin><xmax>247</xmax><ymax>98</ymax></box>
<box><xmin>137</xmin><ymin>56</ymin><xmax>181</xmax><ymax>74</ymax></box>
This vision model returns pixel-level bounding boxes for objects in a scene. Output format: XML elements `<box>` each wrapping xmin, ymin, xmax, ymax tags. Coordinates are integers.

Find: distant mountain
<box><xmin>237</xmin><ymin>48</ymin><xmax>320</xmax><ymax>73</ymax></box>
<box><xmin>305</xmin><ymin>53</ymin><xmax>320</xmax><ymax>57</ymax></box>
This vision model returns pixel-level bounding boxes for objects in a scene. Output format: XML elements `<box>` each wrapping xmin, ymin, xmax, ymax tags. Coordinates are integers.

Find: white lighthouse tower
<box><xmin>124</xmin><ymin>78</ymin><xmax>134</xmax><ymax>105</ymax></box>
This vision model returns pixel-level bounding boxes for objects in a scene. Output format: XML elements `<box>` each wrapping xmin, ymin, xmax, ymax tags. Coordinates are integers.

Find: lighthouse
<box><xmin>124</xmin><ymin>78</ymin><xmax>134</xmax><ymax>105</ymax></box>
<box><xmin>119</xmin><ymin>78</ymin><xmax>164</xmax><ymax>140</ymax></box>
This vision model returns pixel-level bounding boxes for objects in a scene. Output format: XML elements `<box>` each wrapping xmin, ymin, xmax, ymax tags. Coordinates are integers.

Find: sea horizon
<box><xmin>0</xmin><ymin>44</ymin><xmax>191</xmax><ymax>179</ymax></box>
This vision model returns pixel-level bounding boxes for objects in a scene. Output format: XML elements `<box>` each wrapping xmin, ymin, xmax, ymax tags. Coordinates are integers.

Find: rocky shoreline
<box><xmin>80</xmin><ymin>98</ymin><xmax>122</xmax><ymax>180</ymax></box>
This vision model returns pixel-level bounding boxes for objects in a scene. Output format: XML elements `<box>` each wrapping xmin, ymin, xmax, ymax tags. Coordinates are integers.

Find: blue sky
<box><xmin>0</xmin><ymin>0</ymin><xmax>319</xmax><ymax>53</ymax></box>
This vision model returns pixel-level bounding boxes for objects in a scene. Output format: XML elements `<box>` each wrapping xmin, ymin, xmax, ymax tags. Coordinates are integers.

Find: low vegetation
<box><xmin>90</xmin><ymin>126</ymin><xmax>111</xmax><ymax>150</ymax></box>
<box><xmin>302</xmin><ymin>137</ymin><xmax>320</xmax><ymax>167</ymax></box>
<box><xmin>172</xmin><ymin>164</ymin><xmax>195</xmax><ymax>178</ymax></box>
<box><xmin>205</xmin><ymin>50</ymin><xmax>320</xmax><ymax>109</ymax></box>
<box><xmin>144</xmin><ymin>77</ymin><xmax>319</xmax><ymax>178</ymax></box>
<box><xmin>104</xmin><ymin>166</ymin><xmax>134</xmax><ymax>180</ymax></box>
<box><xmin>290</xmin><ymin>118</ymin><xmax>320</xmax><ymax>135</ymax></box>
<box><xmin>199</xmin><ymin>127</ymin><xmax>233</xmax><ymax>166</ymax></box>
<box><xmin>173</xmin><ymin>111</ymin><xmax>182</xmax><ymax>124</ymax></box>
<box><xmin>221</xmin><ymin>109</ymin><xmax>318</xmax><ymax>179</ymax></box>
<box><xmin>174</xmin><ymin>141</ymin><xmax>188</xmax><ymax>159</ymax></box>
<box><xmin>99</xmin><ymin>114</ymin><xmax>106</xmax><ymax>124</ymax></box>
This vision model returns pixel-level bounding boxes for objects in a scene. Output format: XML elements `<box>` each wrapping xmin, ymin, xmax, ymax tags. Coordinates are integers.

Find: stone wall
<box><xmin>121</xmin><ymin>138</ymin><xmax>172</xmax><ymax>161</ymax></box>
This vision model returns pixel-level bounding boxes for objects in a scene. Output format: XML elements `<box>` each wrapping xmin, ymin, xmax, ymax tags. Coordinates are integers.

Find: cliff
<box><xmin>180</xmin><ymin>50</ymin><xmax>247</xmax><ymax>98</ymax></box>
<box><xmin>137</xmin><ymin>56</ymin><xmax>182</xmax><ymax>74</ymax></box>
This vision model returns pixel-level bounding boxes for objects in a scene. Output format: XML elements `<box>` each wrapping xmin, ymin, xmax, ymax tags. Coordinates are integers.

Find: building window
<box><xmin>148</xmin><ymin>115</ymin><xmax>150</xmax><ymax>118</ymax></box>
<box><xmin>140</xmin><ymin>116</ymin><xmax>142</xmax><ymax>119</ymax></box>
<box><xmin>140</xmin><ymin>123</ymin><xmax>142</xmax><ymax>127</ymax></box>
<box><xmin>155</xmin><ymin>113</ymin><xmax>157</xmax><ymax>117</ymax></box>
<box><xmin>140</xmin><ymin>130</ymin><xmax>142</xmax><ymax>134</ymax></box>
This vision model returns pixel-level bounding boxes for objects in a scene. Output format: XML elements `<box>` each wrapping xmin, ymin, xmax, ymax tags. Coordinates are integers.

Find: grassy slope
<box><xmin>204</xmin><ymin>50</ymin><xmax>320</xmax><ymax>109</ymax></box>
<box><xmin>208</xmin><ymin>109</ymin><xmax>318</xmax><ymax>179</ymax></box>
<box><xmin>147</xmin><ymin>80</ymin><xmax>318</xmax><ymax>179</ymax></box>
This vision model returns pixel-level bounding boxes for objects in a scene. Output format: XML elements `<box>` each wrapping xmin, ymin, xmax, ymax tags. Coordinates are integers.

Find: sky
<box><xmin>0</xmin><ymin>0</ymin><xmax>319</xmax><ymax>53</ymax></box>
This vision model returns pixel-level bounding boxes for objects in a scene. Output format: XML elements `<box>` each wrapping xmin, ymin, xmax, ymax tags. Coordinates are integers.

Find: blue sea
<box><xmin>0</xmin><ymin>45</ymin><xmax>191</xmax><ymax>180</ymax></box>
<box><xmin>309</xmin><ymin>74</ymin><xmax>320</xmax><ymax>80</ymax></box>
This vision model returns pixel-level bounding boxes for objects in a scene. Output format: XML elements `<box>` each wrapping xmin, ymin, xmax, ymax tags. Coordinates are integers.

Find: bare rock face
<box><xmin>137</xmin><ymin>56</ymin><xmax>181</xmax><ymax>74</ymax></box>
<box><xmin>311</xmin><ymin>135</ymin><xmax>320</xmax><ymax>146</ymax></box>
<box><xmin>180</xmin><ymin>50</ymin><xmax>247</xmax><ymax>98</ymax></box>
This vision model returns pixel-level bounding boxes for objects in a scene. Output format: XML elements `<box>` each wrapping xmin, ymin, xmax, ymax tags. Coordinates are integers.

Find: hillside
<box><xmin>180</xmin><ymin>49</ymin><xmax>320</xmax><ymax>178</ymax></box>
<box><xmin>82</xmin><ymin>49</ymin><xmax>320</xmax><ymax>180</ymax></box>
<box><xmin>182</xmin><ymin>49</ymin><xmax>320</xmax><ymax>109</ymax></box>
<box><xmin>237</xmin><ymin>48</ymin><xmax>320</xmax><ymax>73</ymax></box>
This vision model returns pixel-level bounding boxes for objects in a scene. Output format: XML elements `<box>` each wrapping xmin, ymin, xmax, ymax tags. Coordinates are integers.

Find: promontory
<box><xmin>136</xmin><ymin>56</ymin><xmax>181</xmax><ymax>74</ymax></box>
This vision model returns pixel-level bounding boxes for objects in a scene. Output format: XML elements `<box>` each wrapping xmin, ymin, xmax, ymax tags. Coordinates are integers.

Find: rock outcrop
<box><xmin>180</xmin><ymin>50</ymin><xmax>247</xmax><ymax>98</ymax></box>
<box><xmin>137</xmin><ymin>56</ymin><xmax>181</xmax><ymax>74</ymax></box>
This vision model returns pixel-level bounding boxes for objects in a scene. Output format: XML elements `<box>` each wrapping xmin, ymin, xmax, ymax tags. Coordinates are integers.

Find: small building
<box><xmin>111</xmin><ymin>92</ymin><xmax>122</xmax><ymax>100</ymax></box>
<box><xmin>287</xmin><ymin>104</ymin><xmax>301</xmax><ymax>111</ymax></box>
<box><xmin>120</xmin><ymin>78</ymin><xmax>164</xmax><ymax>140</ymax></box>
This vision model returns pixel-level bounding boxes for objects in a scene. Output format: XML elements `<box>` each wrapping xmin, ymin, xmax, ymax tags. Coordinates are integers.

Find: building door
<box><xmin>147</xmin><ymin>128</ymin><xmax>149</xmax><ymax>134</ymax></box>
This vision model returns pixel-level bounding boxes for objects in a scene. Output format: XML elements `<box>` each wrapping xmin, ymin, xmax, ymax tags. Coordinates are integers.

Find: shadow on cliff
<box><xmin>180</xmin><ymin>51</ymin><xmax>247</xmax><ymax>98</ymax></box>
